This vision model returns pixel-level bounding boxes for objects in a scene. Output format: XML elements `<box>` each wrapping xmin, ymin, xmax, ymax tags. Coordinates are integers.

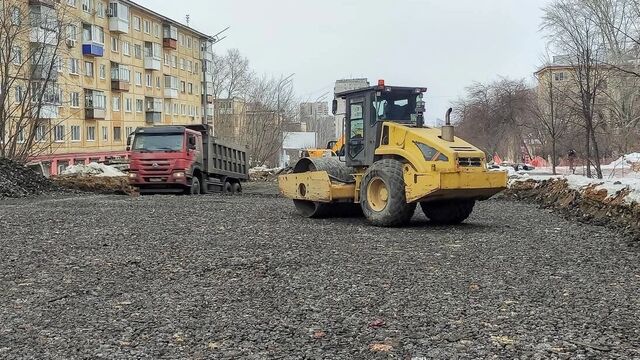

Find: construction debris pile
<box><xmin>249</xmin><ymin>166</ymin><xmax>287</xmax><ymax>182</ymax></box>
<box><xmin>54</xmin><ymin>162</ymin><xmax>136</xmax><ymax>196</ymax></box>
<box><xmin>0</xmin><ymin>157</ymin><xmax>59</xmax><ymax>198</ymax></box>
<box><xmin>504</xmin><ymin>175</ymin><xmax>640</xmax><ymax>240</ymax></box>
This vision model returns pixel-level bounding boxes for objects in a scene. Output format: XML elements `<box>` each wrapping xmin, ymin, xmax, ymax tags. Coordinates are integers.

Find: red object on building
<box><xmin>28</xmin><ymin>150</ymin><xmax>130</xmax><ymax>176</ymax></box>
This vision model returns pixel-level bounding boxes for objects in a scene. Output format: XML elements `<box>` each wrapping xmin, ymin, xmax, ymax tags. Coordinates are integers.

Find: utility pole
<box><xmin>276</xmin><ymin>73</ymin><xmax>294</xmax><ymax>167</ymax></box>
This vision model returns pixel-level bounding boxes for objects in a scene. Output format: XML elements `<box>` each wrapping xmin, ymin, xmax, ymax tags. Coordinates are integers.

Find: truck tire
<box><xmin>360</xmin><ymin>159</ymin><xmax>416</xmax><ymax>227</ymax></box>
<box><xmin>420</xmin><ymin>199</ymin><xmax>475</xmax><ymax>225</ymax></box>
<box><xmin>189</xmin><ymin>177</ymin><xmax>201</xmax><ymax>195</ymax></box>
<box><xmin>232</xmin><ymin>182</ymin><xmax>241</xmax><ymax>194</ymax></box>
<box><xmin>223</xmin><ymin>181</ymin><xmax>232</xmax><ymax>194</ymax></box>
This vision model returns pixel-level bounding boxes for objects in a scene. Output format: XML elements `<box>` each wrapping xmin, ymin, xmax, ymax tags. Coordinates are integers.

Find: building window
<box><xmin>136</xmin><ymin>99</ymin><xmax>143</xmax><ymax>112</ymax></box>
<box><xmin>146</xmin><ymin>73</ymin><xmax>152</xmax><ymax>87</ymax></box>
<box><xmin>173</xmin><ymin>103</ymin><xmax>178</xmax><ymax>115</ymax></box>
<box><xmin>54</xmin><ymin>125</ymin><xmax>65</xmax><ymax>142</ymax></box>
<box><xmin>187</xmin><ymin>36</ymin><xmax>192</xmax><ymax>49</ymax></box>
<box><xmin>143</xmin><ymin>20</ymin><xmax>150</xmax><ymax>34</ymax></box>
<box><xmin>67</xmin><ymin>0</ymin><xmax>77</xmax><ymax>7</ymax></box>
<box><xmin>96</xmin><ymin>1</ymin><xmax>105</xmax><ymax>17</ymax></box>
<box><xmin>153</xmin><ymin>23</ymin><xmax>160</xmax><ymax>38</ymax></box>
<box><xmin>70</xmin><ymin>92</ymin><xmax>80</xmax><ymax>107</ymax></box>
<box><xmin>71</xmin><ymin>125</ymin><xmax>81</xmax><ymax>142</ymax></box>
<box><xmin>102</xmin><ymin>126</ymin><xmax>108</xmax><ymax>141</ymax></box>
<box><xmin>113</xmin><ymin>127</ymin><xmax>122</xmax><ymax>141</ymax></box>
<box><xmin>187</xmin><ymin>83</ymin><xmax>193</xmax><ymax>94</ymax></box>
<box><xmin>84</xmin><ymin>61</ymin><xmax>94</xmax><ymax>77</ymax></box>
<box><xmin>554</xmin><ymin>72</ymin><xmax>566</xmax><ymax>81</ymax></box>
<box><xmin>69</xmin><ymin>58</ymin><xmax>80</xmax><ymax>75</ymax></box>
<box><xmin>12</xmin><ymin>47</ymin><xmax>21</xmax><ymax>65</ymax></box>
<box><xmin>135</xmin><ymin>72</ymin><xmax>142</xmax><ymax>86</ymax></box>
<box><xmin>10</xmin><ymin>7</ymin><xmax>20</xmax><ymax>26</ymax></box>
<box><xmin>99</xmin><ymin>64</ymin><xmax>106</xmax><ymax>79</ymax></box>
<box><xmin>35</xmin><ymin>125</ymin><xmax>46</xmax><ymax>142</ymax></box>
<box><xmin>180</xmin><ymin>81</ymin><xmax>186</xmax><ymax>93</ymax></box>
<box><xmin>134</xmin><ymin>44</ymin><xmax>142</xmax><ymax>59</ymax></box>
<box><xmin>123</xmin><ymin>41</ymin><xmax>130</xmax><ymax>56</ymax></box>
<box><xmin>82</xmin><ymin>23</ymin><xmax>105</xmax><ymax>44</ymax></box>
<box><xmin>171</xmin><ymin>55</ymin><xmax>177</xmax><ymax>68</ymax></box>
<box><xmin>112</xmin><ymin>95</ymin><xmax>121</xmax><ymax>111</ymax></box>
<box><xmin>87</xmin><ymin>126</ymin><xmax>95</xmax><ymax>141</ymax></box>
<box><xmin>133</xmin><ymin>16</ymin><xmax>141</xmax><ymax>31</ymax></box>
<box><xmin>111</xmin><ymin>37</ymin><xmax>119</xmax><ymax>52</ymax></box>
<box><xmin>125</xmin><ymin>127</ymin><xmax>133</xmax><ymax>137</ymax></box>
<box><xmin>156</xmin><ymin>76</ymin><xmax>161</xmax><ymax>89</ymax></box>
<box><xmin>125</xmin><ymin>97</ymin><xmax>132</xmax><ymax>112</ymax></box>
<box><xmin>82</xmin><ymin>0</ymin><xmax>91</xmax><ymax>13</ymax></box>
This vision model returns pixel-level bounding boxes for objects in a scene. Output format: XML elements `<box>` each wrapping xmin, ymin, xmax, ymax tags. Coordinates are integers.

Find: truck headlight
<box><xmin>173</xmin><ymin>172</ymin><xmax>185</xmax><ymax>178</ymax></box>
<box><xmin>128</xmin><ymin>172</ymin><xmax>137</xmax><ymax>179</ymax></box>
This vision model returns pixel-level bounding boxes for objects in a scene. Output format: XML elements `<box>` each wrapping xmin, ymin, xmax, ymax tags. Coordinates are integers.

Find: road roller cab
<box><xmin>278</xmin><ymin>81</ymin><xmax>508</xmax><ymax>226</ymax></box>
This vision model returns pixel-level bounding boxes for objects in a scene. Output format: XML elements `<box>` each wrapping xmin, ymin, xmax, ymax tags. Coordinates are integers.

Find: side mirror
<box><xmin>331</xmin><ymin>99</ymin><xmax>338</xmax><ymax>115</ymax></box>
<box><xmin>188</xmin><ymin>137</ymin><xmax>197</xmax><ymax>150</ymax></box>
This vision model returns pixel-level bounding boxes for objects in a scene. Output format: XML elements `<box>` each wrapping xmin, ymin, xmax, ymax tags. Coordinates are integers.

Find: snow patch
<box><xmin>61</xmin><ymin>162</ymin><xmax>126</xmax><ymax>177</ymax></box>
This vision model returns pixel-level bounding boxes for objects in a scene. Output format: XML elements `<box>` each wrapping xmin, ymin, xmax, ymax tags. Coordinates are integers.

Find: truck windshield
<box><xmin>132</xmin><ymin>134</ymin><xmax>184</xmax><ymax>152</ymax></box>
<box><xmin>373</xmin><ymin>93</ymin><xmax>419</xmax><ymax>123</ymax></box>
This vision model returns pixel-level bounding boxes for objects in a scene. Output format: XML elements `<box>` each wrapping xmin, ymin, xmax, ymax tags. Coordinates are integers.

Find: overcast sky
<box><xmin>137</xmin><ymin>0</ymin><xmax>552</xmax><ymax>123</ymax></box>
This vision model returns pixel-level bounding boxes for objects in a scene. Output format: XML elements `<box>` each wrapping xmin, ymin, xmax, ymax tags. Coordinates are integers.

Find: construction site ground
<box><xmin>1</xmin><ymin>183</ymin><xmax>639</xmax><ymax>359</ymax></box>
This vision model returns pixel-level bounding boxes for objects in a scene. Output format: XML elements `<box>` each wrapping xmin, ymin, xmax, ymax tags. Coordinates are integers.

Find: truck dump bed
<box><xmin>185</xmin><ymin>125</ymin><xmax>249</xmax><ymax>181</ymax></box>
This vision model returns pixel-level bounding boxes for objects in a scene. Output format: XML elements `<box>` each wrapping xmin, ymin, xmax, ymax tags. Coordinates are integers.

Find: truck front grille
<box><xmin>139</xmin><ymin>160</ymin><xmax>172</xmax><ymax>173</ymax></box>
<box><xmin>458</xmin><ymin>157</ymin><xmax>483</xmax><ymax>167</ymax></box>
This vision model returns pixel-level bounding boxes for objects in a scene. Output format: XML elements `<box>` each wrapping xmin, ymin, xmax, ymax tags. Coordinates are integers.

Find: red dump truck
<box><xmin>128</xmin><ymin>125</ymin><xmax>248</xmax><ymax>194</ymax></box>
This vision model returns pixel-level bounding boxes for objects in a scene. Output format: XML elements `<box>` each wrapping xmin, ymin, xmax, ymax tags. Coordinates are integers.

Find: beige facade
<box><xmin>17</xmin><ymin>0</ymin><xmax>215</xmax><ymax>172</ymax></box>
<box><xmin>213</xmin><ymin>98</ymin><xmax>247</xmax><ymax>142</ymax></box>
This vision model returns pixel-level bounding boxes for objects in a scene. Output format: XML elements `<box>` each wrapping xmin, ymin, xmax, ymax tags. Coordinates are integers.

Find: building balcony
<box><xmin>164</xmin><ymin>88</ymin><xmax>178</xmax><ymax>99</ymax></box>
<box><xmin>144</xmin><ymin>56</ymin><xmax>161</xmax><ymax>71</ymax></box>
<box><xmin>33</xmin><ymin>104</ymin><xmax>59</xmax><ymax>119</ymax></box>
<box><xmin>109</xmin><ymin>17</ymin><xmax>129</xmax><ymax>34</ymax></box>
<box><xmin>163</xmin><ymin>38</ymin><xmax>177</xmax><ymax>50</ymax></box>
<box><xmin>85</xmin><ymin>107</ymin><xmax>106</xmax><ymax>120</ymax></box>
<box><xmin>29</xmin><ymin>0</ymin><xmax>55</xmax><ymax>6</ymax></box>
<box><xmin>111</xmin><ymin>80</ymin><xmax>129</xmax><ymax>92</ymax></box>
<box><xmin>145</xmin><ymin>111</ymin><xmax>162</xmax><ymax>124</ymax></box>
<box><xmin>82</xmin><ymin>42</ymin><xmax>104</xmax><ymax>57</ymax></box>
<box><xmin>31</xmin><ymin>64</ymin><xmax>59</xmax><ymax>81</ymax></box>
<box><xmin>30</xmin><ymin>27</ymin><xmax>58</xmax><ymax>45</ymax></box>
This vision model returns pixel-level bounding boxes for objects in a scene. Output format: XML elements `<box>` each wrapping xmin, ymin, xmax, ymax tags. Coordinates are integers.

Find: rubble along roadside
<box><xmin>500</xmin><ymin>177</ymin><xmax>640</xmax><ymax>242</ymax></box>
<box><xmin>0</xmin><ymin>157</ymin><xmax>60</xmax><ymax>198</ymax></box>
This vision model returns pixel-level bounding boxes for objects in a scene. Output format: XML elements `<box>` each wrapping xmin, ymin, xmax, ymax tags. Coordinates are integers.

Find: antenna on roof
<box><xmin>185</xmin><ymin>15</ymin><xmax>190</xmax><ymax>26</ymax></box>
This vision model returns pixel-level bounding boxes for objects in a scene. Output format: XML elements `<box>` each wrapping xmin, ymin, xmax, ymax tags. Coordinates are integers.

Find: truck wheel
<box><xmin>232</xmin><ymin>182</ymin><xmax>241</xmax><ymax>194</ymax></box>
<box><xmin>360</xmin><ymin>159</ymin><xmax>416</xmax><ymax>227</ymax></box>
<box><xmin>421</xmin><ymin>199</ymin><xmax>475</xmax><ymax>225</ymax></box>
<box><xmin>190</xmin><ymin>177</ymin><xmax>201</xmax><ymax>195</ymax></box>
<box><xmin>223</xmin><ymin>181</ymin><xmax>232</xmax><ymax>194</ymax></box>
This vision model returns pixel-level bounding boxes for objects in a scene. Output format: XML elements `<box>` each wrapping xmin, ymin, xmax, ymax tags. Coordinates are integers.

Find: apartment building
<box><xmin>20</xmin><ymin>0</ymin><xmax>216</xmax><ymax>174</ymax></box>
<box><xmin>212</xmin><ymin>97</ymin><xmax>247</xmax><ymax>143</ymax></box>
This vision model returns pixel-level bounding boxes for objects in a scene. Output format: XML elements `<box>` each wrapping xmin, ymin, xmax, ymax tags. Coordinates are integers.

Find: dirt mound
<box><xmin>53</xmin><ymin>175</ymin><xmax>137</xmax><ymax>196</ymax></box>
<box><xmin>503</xmin><ymin>178</ymin><xmax>640</xmax><ymax>241</ymax></box>
<box><xmin>0</xmin><ymin>157</ymin><xmax>59</xmax><ymax>198</ymax></box>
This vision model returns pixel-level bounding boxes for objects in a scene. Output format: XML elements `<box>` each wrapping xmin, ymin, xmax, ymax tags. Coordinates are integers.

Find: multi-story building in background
<box><xmin>18</xmin><ymin>0</ymin><xmax>217</xmax><ymax>174</ymax></box>
<box><xmin>212</xmin><ymin>97</ymin><xmax>247</xmax><ymax>142</ymax></box>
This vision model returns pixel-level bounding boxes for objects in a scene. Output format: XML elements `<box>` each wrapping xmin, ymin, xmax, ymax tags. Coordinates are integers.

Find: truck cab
<box><xmin>128</xmin><ymin>126</ymin><xmax>204</xmax><ymax>194</ymax></box>
<box><xmin>128</xmin><ymin>125</ymin><xmax>249</xmax><ymax>195</ymax></box>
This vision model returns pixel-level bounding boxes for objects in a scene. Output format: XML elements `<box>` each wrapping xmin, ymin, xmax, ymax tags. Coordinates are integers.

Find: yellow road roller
<box><xmin>278</xmin><ymin>81</ymin><xmax>507</xmax><ymax>226</ymax></box>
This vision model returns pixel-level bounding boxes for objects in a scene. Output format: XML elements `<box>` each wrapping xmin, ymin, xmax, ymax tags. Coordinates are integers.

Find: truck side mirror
<box><xmin>188</xmin><ymin>137</ymin><xmax>197</xmax><ymax>150</ymax></box>
<box><xmin>332</xmin><ymin>99</ymin><xmax>338</xmax><ymax>115</ymax></box>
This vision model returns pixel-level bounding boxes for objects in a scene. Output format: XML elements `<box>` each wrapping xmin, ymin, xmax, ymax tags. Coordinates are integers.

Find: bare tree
<box><xmin>455</xmin><ymin>78</ymin><xmax>534</xmax><ymax>162</ymax></box>
<box><xmin>0</xmin><ymin>1</ymin><xmax>75</xmax><ymax>162</ymax></box>
<box><xmin>542</xmin><ymin>0</ymin><xmax>608</xmax><ymax>178</ymax></box>
<box><xmin>241</xmin><ymin>75</ymin><xmax>296</xmax><ymax>167</ymax></box>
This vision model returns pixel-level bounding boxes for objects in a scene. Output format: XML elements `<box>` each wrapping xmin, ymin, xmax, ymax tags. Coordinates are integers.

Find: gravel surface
<box><xmin>1</xmin><ymin>191</ymin><xmax>639</xmax><ymax>359</ymax></box>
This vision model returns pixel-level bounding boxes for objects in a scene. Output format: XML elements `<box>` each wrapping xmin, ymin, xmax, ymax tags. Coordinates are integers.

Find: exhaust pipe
<box><xmin>441</xmin><ymin>108</ymin><xmax>454</xmax><ymax>142</ymax></box>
